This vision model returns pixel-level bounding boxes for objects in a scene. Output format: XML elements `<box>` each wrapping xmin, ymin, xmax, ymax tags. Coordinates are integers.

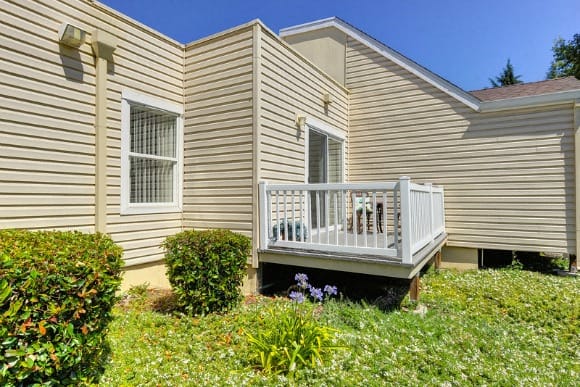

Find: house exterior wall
<box><xmin>345</xmin><ymin>37</ymin><xmax>575</xmax><ymax>254</ymax></box>
<box><xmin>0</xmin><ymin>0</ymin><xmax>97</xmax><ymax>233</ymax></box>
<box><xmin>258</xmin><ymin>27</ymin><xmax>349</xmax><ymax>185</ymax></box>
<box><xmin>182</xmin><ymin>26</ymin><xmax>255</xmax><ymax>240</ymax></box>
<box><xmin>282</xmin><ymin>27</ymin><xmax>347</xmax><ymax>85</ymax></box>
<box><xmin>0</xmin><ymin>0</ymin><xmax>184</xmax><ymax>267</ymax></box>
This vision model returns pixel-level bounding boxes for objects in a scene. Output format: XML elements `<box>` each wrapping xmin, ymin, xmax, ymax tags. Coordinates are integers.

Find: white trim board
<box><xmin>306</xmin><ymin>117</ymin><xmax>345</xmax><ymax>140</ymax></box>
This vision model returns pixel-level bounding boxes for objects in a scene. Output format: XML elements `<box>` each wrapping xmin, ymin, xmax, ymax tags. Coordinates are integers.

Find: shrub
<box><xmin>0</xmin><ymin>230</ymin><xmax>124</xmax><ymax>385</ymax></box>
<box><xmin>163</xmin><ymin>229</ymin><xmax>250</xmax><ymax>315</ymax></box>
<box><xmin>246</xmin><ymin>273</ymin><xmax>341</xmax><ymax>375</ymax></box>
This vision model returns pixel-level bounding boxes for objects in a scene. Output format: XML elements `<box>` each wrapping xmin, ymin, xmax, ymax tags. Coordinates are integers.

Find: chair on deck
<box><xmin>349</xmin><ymin>195</ymin><xmax>384</xmax><ymax>234</ymax></box>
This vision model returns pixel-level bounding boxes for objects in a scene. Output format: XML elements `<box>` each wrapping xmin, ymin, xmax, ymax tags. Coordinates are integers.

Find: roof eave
<box><xmin>479</xmin><ymin>90</ymin><xmax>580</xmax><ymax>112</ymax></box>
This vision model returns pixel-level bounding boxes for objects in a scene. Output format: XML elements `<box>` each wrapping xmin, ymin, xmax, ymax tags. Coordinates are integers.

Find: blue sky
<box><xmin>100</xmin><ymin>0</ymin><xmax>579</xmax><ymax>91</ymax></box>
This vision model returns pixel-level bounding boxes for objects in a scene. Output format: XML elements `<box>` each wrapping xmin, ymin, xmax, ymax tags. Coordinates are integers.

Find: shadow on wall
<box><xmin>59</xmin><ymin>43</ymin><xmax>85</xmax><ymax>82</ymax></box>
<box><xmin>59</xmin><ymin>42</ymin><xmax>116</xmax><ymax>82</ymax></box>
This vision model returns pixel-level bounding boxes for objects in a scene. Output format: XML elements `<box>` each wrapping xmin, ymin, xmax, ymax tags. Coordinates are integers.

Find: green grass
<box><xmin>101</xmin><ymin>269</ymin><xmax>578</xmax><ymax>386</ymax></box>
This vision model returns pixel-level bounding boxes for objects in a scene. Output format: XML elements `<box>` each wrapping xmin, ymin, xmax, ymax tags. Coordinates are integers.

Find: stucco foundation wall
<box><xmin>346</xmin><ymin>37</ymin><xmax>575</xmax><ymax>254</ymax></box>
<box><xmin>0</xmin><ymin>0</ymin><xmax>185</xmax><ymax>266</ymax></box>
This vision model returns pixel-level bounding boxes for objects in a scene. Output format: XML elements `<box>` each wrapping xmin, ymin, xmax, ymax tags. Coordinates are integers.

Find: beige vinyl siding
<box><xmin>182</xmin><ymin>27</ymin><xmax>255</xmax><ymax>237</ymax></box>
<box><xmin>259</xmin><ymin>28</ymin><xmax>349</xmax><ymax>185</ymax></box>
<box><xmin>0</xmin><ymin>0</ymin><xmax>184</xmax><ymax>265</ymax></box>
<box><xmin>346</xmin><ymin>37</ymin><xmax>575</xmax><ymax>253</ymax></box>
<box><xmin>0</xmin><ymin>0</ymin><xmax>96</xmax><ymax>233</ymax></box>
<box><xmin>87</xmin><ymin>0</ymin><xmax>183</xmax><ymax>266</ymax></box>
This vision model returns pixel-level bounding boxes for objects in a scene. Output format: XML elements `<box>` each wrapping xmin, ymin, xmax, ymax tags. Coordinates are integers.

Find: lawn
<box><xmin>101</xmin><ymin>267</ymin><xmax>578</xmax><ymax>386</ymax></box>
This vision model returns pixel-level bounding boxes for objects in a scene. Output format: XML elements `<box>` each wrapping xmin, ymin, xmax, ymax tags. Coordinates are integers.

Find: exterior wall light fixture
<box><xmin>295</xmin><ymin>114</ymin><xmax>306</xmax><ymax>128</ymax></box>
<box><xmin>58</xmin><ymin>23</ymin><xmax>86</xmax><ymax>48</ymax></box>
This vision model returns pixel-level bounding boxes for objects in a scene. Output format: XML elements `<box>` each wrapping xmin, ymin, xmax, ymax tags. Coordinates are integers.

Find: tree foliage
<box><xmin>547</xmin><ymin>34</ymin><xmax>580</xmax><ymax>79</ymax></box>
<box><xmin>489</xmin><ymin>59</ymin><xmax>523</xmax><ymax>87</ymax></box>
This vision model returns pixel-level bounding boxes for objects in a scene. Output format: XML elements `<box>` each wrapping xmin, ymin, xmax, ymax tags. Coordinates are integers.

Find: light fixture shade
<box><xmin>295</xmin><ymin>115</ymin><xmax>306</xmax><ymax>127</ymax></box>
<box><xmin>58</xmin><ymin>23</ymin><xmax>86</xmax><ymax>48</ymax></box>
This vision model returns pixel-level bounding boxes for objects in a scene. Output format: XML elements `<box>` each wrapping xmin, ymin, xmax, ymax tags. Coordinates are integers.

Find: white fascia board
<box><xmin>279</xmin><ymin>17</ymin><xmax>338</xmax><ymax>37</ymax></box>
<box><xmin>281</xmin><ymin>17</ymin><xmax>482</xmax><ymax>112</ymax></box>
<box><xmin>480</xmin><ymin>90</ymin><xmax>580</xmax><ymax>112</ymax></box>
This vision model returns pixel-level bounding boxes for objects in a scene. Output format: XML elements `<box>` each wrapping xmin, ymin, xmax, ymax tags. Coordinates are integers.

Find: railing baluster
<box><xmin>299</xmin><ymin>190</ymin><xmax>304</xmax><ymax>242</ymax></box>
<box><xmin>283</xmin><ymin>191</ymin><xmax>288</xmax><ymax>241</ymax></box>
<box><xmin>362</xmin><ymin>191</ymin><xmax>367</xmax><ymax>248</ymax></box>
<box><xmin>427</xmin><ymin>183</ymin><xmax>434</xmax><ymax>243</ymax></box>
<box><xmin>352</xmin><ymin>191</ymin><xmax>357</xmax><ymax>248</ymax></box>
<box><xmin>342</xmin><ymin>190</ymin><xmax>347</xmax><ymax>246</ymax></box>
<box><xmin>372</xmin><ymin>192</ymin><xmax>377</xmax><ymax>248</ymax></box>
<box><xmin>276</xmin><ymin>191</ymin><xmax>280</xmax><ymax>241</ymax></box>
<box><xmin>316</xmin><ymin>191</ymin><xmax>321</xmax><ymax>244</ymax></box>
<box><xmin>308</xmin><ymin>191</ymin><xmax>313</xmax><ymax>244</ymax></box>
<box><xmin>291</xmin><ymin>190</ymin><xmax>295</xmax><ymax>242</ymax></box>
<box><xmin>383</xmin><ymin>191</ymin><xmax>388</xmax><ymax>250</ymax></box>
<box><xmin>325</xmin><ymin>190</ymin><xmax>330</xmax><ymax>245</ymax></box>
<box><xmin>267</xmin><ymin>190</ymin><xmax>272</xmax><ymax>240</ymax></box>
<box><xmin>334</xmin><ymin>191</ymin><xmax>338</xmax><ymax>246</ymax></box>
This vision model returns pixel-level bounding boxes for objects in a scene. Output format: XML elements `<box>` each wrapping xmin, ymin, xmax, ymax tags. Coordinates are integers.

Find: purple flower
<box><xmin>309</xmin><ymin>287</ymin><xmax>323</xmax><ymax>301</ymax></box>
<box><xmin>289</xmin><ymin>291</ymin><xmax>305</xmax><ymax>303</ymax></box>
<box><xmin>294</xmin><ymin>273</ymin><xmax>309</xmax><ymax>289</ymax></box>
<box><xmin>324</xmin><ymin>285</ymin><xmax>338</xmax><ymax>296</ymax></box>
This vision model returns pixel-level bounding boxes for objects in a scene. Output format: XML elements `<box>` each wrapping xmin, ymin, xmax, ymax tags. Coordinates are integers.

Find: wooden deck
<box><xmin>258</xmin><ymin>178</ymin><xmax>447</xmax><ymax>280</ymax></box>
<box><xmin>259</xmin><ymin>231</ymin><xmax>448</xmax><ymax>279</ymax></box>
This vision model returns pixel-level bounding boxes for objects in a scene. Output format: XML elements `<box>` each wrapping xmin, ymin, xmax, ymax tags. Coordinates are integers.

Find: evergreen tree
<box><xmin>489</xmin><ymin>59</ymin><xmax>523</xmax><ymax>87</ymax></box>
<box><xmin>547</xmin><ymin>34</ymin><xmax>580</xmax><ymax>79</ymax></box>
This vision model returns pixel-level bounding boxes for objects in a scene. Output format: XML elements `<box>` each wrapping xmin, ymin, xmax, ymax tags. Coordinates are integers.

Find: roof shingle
<box><xmin>470</xmin><ymin>76</ymin><xmax>580</xmax><ymax>101</ymax></box>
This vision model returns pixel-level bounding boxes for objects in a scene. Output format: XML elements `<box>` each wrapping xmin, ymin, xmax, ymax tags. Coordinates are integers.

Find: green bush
<box><xmin>163</xmin><ymin>229</ymin><xmax>250</xmax><ymax>315</ymax></box>
<box><xmin>0</xmin><ymin>230</ymin><xmax>124</xmax><ymax>385</ymax></box>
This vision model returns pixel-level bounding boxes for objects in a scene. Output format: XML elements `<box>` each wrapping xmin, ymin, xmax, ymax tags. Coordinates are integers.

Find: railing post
<box><xmin>399</xmin><ymin>176</ymin><xmax>413</xmax><ymax>264</ymax></box>
<box><xmin>426</xmin><ymin>183</ymin><xmax>434</xmax><ymax>242</ymax></box>
<box><xmin>259</xmin><ymin>181</ymin><xmax>268</xmax><ymax>250</ymax></box>
<box><xmin>441</xmin><ymin>187</ymin><xmax>446</xmax><ymax>232</ymax></box>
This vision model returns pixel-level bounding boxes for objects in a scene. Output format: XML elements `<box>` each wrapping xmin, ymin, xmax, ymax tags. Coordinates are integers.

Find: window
<box><xmin>306</xmin><ymin>119</ymin><xmax>345</xmax><ymax>228</ymax></box>
<box><xmin>121</xmin><ymin>90</ymin><xmax>183</xmax><ymax>214</ymax></box>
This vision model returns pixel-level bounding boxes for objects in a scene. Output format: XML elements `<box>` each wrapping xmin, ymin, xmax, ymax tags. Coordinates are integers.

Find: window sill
<box><xmin>120</xmin><ymin>205</ymin><xmax>182</xmax><ymax>216</ymax></box>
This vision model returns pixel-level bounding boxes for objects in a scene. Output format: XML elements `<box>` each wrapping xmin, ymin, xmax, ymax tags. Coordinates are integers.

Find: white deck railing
<box><xmin>259</xmin><ymin>176</ymin><xmax>445</xmax><ymax>264</ymax></box>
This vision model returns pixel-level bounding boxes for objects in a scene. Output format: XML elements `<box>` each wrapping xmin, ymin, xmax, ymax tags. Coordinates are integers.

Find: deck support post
<box><xmin>409</xmin><ymin>274</ymin><xmax>420</xmax><ymax>301</ymax></box>
<box><xmin>399</xmin><ymin>176</ymin><xmax>413</xmax><ymax>264</ymax></box>
<box><xmin>434</xmin><ymin>250</ymin><xmax>442</xmax><ymax>269</ymax></box>
<box><xmin>570</xmin><ymin>254</ymin><xmax>577</xmax><ymax>274</ymax></box>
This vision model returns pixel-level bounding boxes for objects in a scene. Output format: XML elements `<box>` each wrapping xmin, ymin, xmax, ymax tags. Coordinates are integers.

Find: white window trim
<box><xmin>304</xmin><ymin>118</ymin><xmax>346</xmax><ymax>234</ymax></box>
<box><xmin>120</xmin><ymin>89</ymin><xmax>184</xmax><ymax>215</ymax></box>
<box><xmin>304</xmin><ymin>117</ymin><xmax>346</xmax><ymax>184</ymax></box>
